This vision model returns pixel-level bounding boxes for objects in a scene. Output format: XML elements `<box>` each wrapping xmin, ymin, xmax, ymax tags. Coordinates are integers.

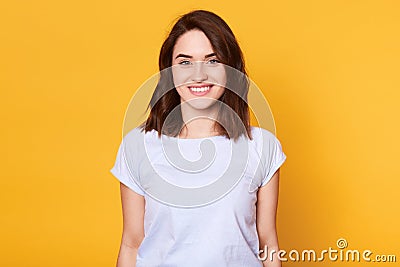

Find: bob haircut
<box><xmin>141</xmin><ymin>9</ymin><xmax>252</xmax><ymax>141</ymax></box>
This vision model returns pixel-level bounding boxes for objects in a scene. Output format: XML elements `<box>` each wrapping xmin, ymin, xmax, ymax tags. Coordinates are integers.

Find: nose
<box><xmin>191</xmin><ymin>61</ymin><xmax>208</xmax><ymax>82</ymax></box>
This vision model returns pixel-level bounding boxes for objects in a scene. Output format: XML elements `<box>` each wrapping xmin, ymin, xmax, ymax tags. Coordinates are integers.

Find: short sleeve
<box><xmin>259</xmin><ymin>130</ymin><xmax>287</xmax><ymax>187</ymax></box>
<box><xmin>110</xmin><ymin>140</ymin><xmax>146</xmax><ymax>196</ymax></box>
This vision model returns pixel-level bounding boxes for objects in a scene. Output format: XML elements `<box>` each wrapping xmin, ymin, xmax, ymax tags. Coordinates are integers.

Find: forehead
<box><xmin>172</xmin><ymin>30</ymin><xmax>214</xmax><ymax>58</ymax></box>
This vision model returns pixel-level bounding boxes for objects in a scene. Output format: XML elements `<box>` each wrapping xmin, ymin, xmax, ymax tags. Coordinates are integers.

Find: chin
<box><xmin>183</xmin><ymin>98</ymin><xmax>220</xmax><ymax>111</ymax></box>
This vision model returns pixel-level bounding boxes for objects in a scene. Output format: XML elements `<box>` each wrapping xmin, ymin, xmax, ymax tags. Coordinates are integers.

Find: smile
<box><xmin>188</xmin><ymin>85</ymin><xmax>213</xmax><ymax>95</ymax></box>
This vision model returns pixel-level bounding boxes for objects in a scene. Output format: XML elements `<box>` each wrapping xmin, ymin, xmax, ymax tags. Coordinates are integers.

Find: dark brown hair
<box><xmin>141</xmin><ymin>9</ymin><xmax>252</xmax><ymax>141</ymax></box>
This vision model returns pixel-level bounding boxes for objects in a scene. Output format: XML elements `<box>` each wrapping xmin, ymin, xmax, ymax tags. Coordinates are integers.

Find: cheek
<box><xmin>207</xmin><ymin>66</ymin><xmax>227</xmax><ymax>87</ymax></box>
<box><xmin>172</xmin><ymin>65</ymin><xmax>193</xmax><ymax>88</ymax></box>
<box><xmin>176</xmin><ymin>86</ymin><xmax>190</xmax><ymax>101</ymax></box>
<box><xmin>215</xmin><ymin>87</ymin><xmax>225</xmax><ymax>99</ymax></box>
<box><xmin>175</xmin><ymin>86</ymin><xmax>184</xmax><ymax>97</ymax></box>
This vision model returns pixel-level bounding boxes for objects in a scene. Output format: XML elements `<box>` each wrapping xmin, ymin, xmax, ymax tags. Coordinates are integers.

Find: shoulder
<box><xmin>250</xmin><ymin>126</ymin><xmax>279</xmax><ymax>144</ymax></box>
<box><xmin>123</xmin><ymin>126</ymin><xmax>155</xmax><ymax>141</ymax></box>
<box><xmin>122</xmin><ymin>126</ymin><xmax>153</xmax><ymax>149</ymax></box>
<box><xmin>249</xmin><ymin>126</ymin><xmax>285</xmax><ymax>159</ymax></box>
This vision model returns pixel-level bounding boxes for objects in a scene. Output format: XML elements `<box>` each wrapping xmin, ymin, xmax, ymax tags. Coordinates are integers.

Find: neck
<box><xmin>179</xmin><ymin>103</ymin><xmax>221</xmax><ymax>139</ymax></box>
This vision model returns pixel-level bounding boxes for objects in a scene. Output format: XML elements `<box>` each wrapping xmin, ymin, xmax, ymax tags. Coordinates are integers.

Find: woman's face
<box><xmin>171</xmin><ymin>29</ymin><xmax>226</xmax><ymax>110</ymax></box>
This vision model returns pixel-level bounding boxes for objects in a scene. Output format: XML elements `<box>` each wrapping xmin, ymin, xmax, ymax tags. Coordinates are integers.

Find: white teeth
<box><xmin>189</xmin><ymin>86</ymin><xmax>210</xmax><ymax>92</ymax></box>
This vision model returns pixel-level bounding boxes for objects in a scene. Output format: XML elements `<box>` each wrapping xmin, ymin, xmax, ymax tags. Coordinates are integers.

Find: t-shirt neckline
<box><xmin>150</xmin><ymin>129</ymin><xmax>227</xmax><ymax>141</ymax></box>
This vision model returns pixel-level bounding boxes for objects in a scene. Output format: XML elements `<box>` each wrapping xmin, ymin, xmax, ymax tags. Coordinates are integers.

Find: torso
<box><xmin>122</xmin><ymin>127</ymin><xmax>270</xmax><ymax>267</ymax></box>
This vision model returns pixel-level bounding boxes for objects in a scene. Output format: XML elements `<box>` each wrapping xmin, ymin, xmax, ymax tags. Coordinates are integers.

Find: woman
<box><xmin>110</xmin><ymin>10</ymin><xmax>286</xmax><ymax>267</ymax></box>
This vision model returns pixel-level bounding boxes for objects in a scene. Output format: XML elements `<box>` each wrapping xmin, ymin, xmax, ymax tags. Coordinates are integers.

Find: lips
<box><xmin>188</xmin><ymin>84</ymin><xmax>213</xmax><ymax>96</ymax></box>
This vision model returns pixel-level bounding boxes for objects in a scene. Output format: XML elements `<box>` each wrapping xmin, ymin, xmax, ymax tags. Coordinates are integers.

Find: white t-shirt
<box><xmin>110</xmin><ymin>126</ymin><xmax>287</xmax><ymax>267</ymax></box>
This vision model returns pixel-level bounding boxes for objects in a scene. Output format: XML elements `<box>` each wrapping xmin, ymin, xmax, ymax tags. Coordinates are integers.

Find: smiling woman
<box><xmin>110</xmin><ymin>9</ymin><xmax>287</xmax><ymax>267</ymax></box>
<box><xmin>144</xmin><ymin>10</ymin><xmax>250</xmax><ymax>140</ymax></box>
<box><xmin>171</xmin><ymin>30</ymin><xmax>227</xmax><ymax>132</ymax></box>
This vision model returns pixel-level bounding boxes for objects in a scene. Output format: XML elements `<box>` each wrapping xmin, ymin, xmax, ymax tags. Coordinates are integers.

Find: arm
<box><xmin>116</xmin><ymin>182</ymin><xmax>145</xmax><ymax>267</ymax></box>
<box><xmin>256</xmin><ymin>168</ymin><xmax>282</xmax><ymax>267</ymax></box>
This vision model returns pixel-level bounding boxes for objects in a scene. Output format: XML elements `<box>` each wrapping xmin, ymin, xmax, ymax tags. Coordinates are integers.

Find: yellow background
<box><xmin>1</xmin><ymin>0</ymin><xmax>399</xmax><ymax>266</ymax></box>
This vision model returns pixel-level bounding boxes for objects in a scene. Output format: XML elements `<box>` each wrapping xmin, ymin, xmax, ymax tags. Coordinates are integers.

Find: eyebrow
<box><xmin>175</xmin><ymin>52</ymin><xmax>217</xmax><ymax>59</ymax></box>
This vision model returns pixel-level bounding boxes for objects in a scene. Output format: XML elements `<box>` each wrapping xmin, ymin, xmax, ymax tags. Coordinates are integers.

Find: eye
<box><xmin>207</xmin><ymin>58</ymin><xmax>220</xmax><ymax>64</ymax></box>
<box><xmin>178</xmin><ymin>60</ymin><xmax>192</xmax><ymax>65</ymax></box>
